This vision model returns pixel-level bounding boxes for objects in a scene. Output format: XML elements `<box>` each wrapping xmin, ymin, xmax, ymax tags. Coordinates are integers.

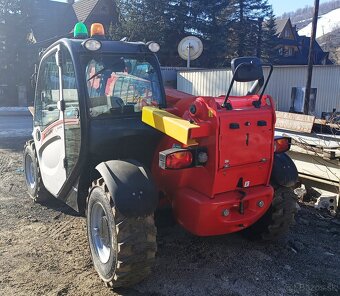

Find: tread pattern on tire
<box><xmin>243</xmin><ymin>186</ymin><xmax>298</xmax><ymax>241</ymax></box>
<box><xmin>24</xmin><ymin>140</ymin><xmax>49</xmax><ymax>203</ymax></box>
<box><xmin>90</xmin><ymin>178</ymin><xmax>157</xmax><ymax>288</ymax></box>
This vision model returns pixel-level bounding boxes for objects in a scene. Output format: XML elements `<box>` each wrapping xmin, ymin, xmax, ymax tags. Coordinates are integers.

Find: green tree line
<box><xmin>110</xmin><ymin>0</ymin><xmax>278</xmax><ymax>67</ymax></box>
<box><xmin>0</xmin><ymin>0</ymin><xmax>279</xmax><ymax>105</ymax></box>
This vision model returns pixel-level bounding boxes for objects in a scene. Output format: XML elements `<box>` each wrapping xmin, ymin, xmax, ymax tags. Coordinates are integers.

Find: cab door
<box><xmin>60</xmin><ymin>45</ymin><xmax>81</xmax><ymax>179</ymax></box>
<box><xmin>33</xmin><ymin>45</ymin><xmax>67</xmax><ymax>196</ymax></box>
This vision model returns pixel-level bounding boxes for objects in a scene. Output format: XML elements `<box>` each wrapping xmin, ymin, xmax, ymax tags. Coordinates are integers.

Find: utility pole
<box><xmin>304</xmin><ymin>0</ymin><xmax>320</xmax><ymax>115</ymax></box>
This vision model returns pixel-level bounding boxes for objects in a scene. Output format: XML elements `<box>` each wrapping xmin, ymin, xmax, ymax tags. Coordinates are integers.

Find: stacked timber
<box><xmin>275</xmin><ymin>111</ymin><xmax>339</xmax><ymax>194</ymax></box>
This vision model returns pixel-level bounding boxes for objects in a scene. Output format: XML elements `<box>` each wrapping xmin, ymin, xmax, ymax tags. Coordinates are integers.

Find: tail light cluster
<box><xmin>274</xmin><ymin>137</ymin><xmax>291</xmax><ymax>153</ymax></box>
<box><xmin>159</xmin><ymin>147</ymin><xmax>208</xmax><ymax>170</ymax></box>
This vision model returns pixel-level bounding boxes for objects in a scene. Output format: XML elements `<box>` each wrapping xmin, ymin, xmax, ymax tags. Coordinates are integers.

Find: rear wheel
<box><xmin>86</xmin><ymin>178</ymin><xmax>157</xmax><ymax>287</ymax></box>
<box><xmin>242</xmin><ymin>186</ymin><xmax>298</xmax><ymax>240</ymax></box>
<box><xmin>23</xmin><ymin>140</ymin><xmax>49</xmax><ymax>203</ymax></box>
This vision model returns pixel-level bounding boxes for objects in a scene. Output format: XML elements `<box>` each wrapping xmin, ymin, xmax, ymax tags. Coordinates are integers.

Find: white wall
<box><xmin>177</xmin><ymin>65</ymin><xmax>340</xmax><ymax>117</ymax></box>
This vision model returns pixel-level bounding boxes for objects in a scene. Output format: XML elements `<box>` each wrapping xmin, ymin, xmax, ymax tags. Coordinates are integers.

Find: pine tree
<box><xmin>111</xmin><ymin>0</ymin><xmax>276</xmax><ymax>67</ymax></box>
<box><xmin>121</xmin><ymin>0</ymin><xmax>171</xmax><ymax>43</ymax></box>
<box><xmin>161</xmin><ymin>0</ymin><xmax>192</xmax><ymax>66</ymax></box>
<box><xmin>111</xmin><ymin>0</ymin><xmax>193</xmax><ymax>66</ymax></box>
<box><xmin>110</xmin><ymin>0</ymin><xmax>171</xmax><ymax>63</ymax></box>
<box><xmin>261</xmin><ymin>8</ymin><xmax>279</xmax><ymax>63</ymax></box>
<box><xmin>190</xmin><ymin>0</ymin><xmax>229</xmax><ymax>67</ymax></box>
<box><xmin>224</xmin><ymin>0</ymin><xmax>271</xmax><ymax>64</ymax></box>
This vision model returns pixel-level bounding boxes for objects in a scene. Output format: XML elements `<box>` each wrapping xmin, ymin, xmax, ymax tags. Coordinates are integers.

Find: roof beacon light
<box><xmin>83</xmin><ymin>39</ymin><xmax>102</xmax><ymax>51</ymax></box>
<box><xmin>147</xmin><ymin>41</ymin><xmax>160</xmax><ymax>53</ymax></box>
<box><xmin>90</xmin><ymin>23</ymin><xmax>105</xmax><ymax>37</ymax></box>
<box><xmin>74</xmin><ymin>22</ymin><xmax>88</xmax><ymax>39</ymax></box>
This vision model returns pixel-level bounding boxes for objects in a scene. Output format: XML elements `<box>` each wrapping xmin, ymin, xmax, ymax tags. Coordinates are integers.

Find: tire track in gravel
<box><xmin>49</xmin><ymin>217</ymin><xmax>79</xmax><ymax>239</ymax></box>
<box><xmin>0</xmin><ymin>153</ymin><xmax>12</xmax><ymax>173</ymax></box>
<box><xmin>1</xmin><ymin>136</ymin><xmax>340</xmax><ymax>296</ymax></box>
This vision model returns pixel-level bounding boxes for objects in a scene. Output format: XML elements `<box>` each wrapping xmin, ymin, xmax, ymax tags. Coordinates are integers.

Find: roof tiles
<box><xmin>73</xmin><ymin>0</ymin><xmax>100</xmax><ymax>23</ymax></box>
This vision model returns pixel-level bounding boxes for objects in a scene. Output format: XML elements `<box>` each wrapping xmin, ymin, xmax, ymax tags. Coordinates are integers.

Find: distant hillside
<box><xmin>278</xmin><ymin>0</ymin><xmax>340</xmax><ymax>64</ymax></box>
<box><xmin>317</xmin><ymin>28</ymin><xmax>340</xmax><ymax>63</ymax></box>
<box><xmin>298</xmin><ymin>8</ymin><xmax>340</xmax><ymax>38</ymax></box>
<box><xmin>278</xmin><ymin>0</ymin><xmax>340</xmax><ymax>29</ymax></box>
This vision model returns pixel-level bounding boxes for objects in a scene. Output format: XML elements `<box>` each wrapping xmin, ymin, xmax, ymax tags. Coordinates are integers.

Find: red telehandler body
<box><xmin>24</xmin><ymin>22</ymin><xmax>298</xmax><ymax>288</ymax></box>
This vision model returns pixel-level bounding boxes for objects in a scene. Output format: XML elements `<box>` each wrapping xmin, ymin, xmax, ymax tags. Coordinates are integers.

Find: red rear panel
<box><xmin>154</xmin><ymin>93</ymin><xmax>277</xmax><ymax>236</ymax></box>
<box><xmin>218</xmin><ymin>107</ymin><xmax>274</xmax><ymax>168</ymax></box>
<box><xmin>213</xmin><ymin>162</ymin><xmax>272</xmax><ymax>194</ymax></box>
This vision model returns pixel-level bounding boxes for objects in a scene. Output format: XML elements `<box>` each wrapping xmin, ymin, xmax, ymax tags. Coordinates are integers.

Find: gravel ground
<box><xmin>0</xmin><ymin>136</ymin><xmax>339</xmax><ymax>296</ymax></box>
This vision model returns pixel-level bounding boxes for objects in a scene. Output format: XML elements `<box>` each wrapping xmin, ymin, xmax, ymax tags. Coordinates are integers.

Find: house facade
<box><xmin>22</xmin><ymin>0</ymin><xmax>118</xmax><ymax>105</ymax></box>
<box><xmin>28</xmin><ymin>0</ymin><xmax>118</xmax><ymax>48</ymax></box>
<box><xmin>275</xmin><ymin>18</ymin><xmax>332</xmax><ymax>65</ymax></box>
<box><xmin>0</xmin><ymin>13</ymin><xmax>29</xmax><ymax>105</ymax></box>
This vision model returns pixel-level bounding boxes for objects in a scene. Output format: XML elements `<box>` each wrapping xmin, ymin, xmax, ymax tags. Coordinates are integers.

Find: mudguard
<box><xmin>271</xmin><ymin>153</ymin><xmax>298</xmax><ymax>187</ymax></box>
<box><xmin>95</xmin><ymin>160</ymin><xmax>158</xmax><ymax>217</ymax></box>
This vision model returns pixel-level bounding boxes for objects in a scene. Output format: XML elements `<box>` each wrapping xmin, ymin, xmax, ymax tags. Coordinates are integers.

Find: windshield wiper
<box><xmin>87</xmin><ymin>67</ymin><xmax>111</xmax><ymax>81</ymax></box>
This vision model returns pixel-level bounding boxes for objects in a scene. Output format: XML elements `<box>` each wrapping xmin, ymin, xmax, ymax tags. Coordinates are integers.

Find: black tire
<box><xmin>86</xmin><ymin>178</ymin><xmax>157</xmax><ymax>288</ymax></box>
<box><xmin>23</xmin><ymin>140</ymin><xmax>50</xmax><ymax>203</ymax></box>
<box><xmin>242</xmin><ymin>186</ymin><xmax>298</xmax><ymax>241</ymax></box>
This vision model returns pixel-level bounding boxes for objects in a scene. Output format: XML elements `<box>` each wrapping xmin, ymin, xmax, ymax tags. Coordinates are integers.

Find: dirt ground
<box><xmin>0</xmin><ymin>136</ymin><xmax>339</xmax><ymax>296</ymax></box>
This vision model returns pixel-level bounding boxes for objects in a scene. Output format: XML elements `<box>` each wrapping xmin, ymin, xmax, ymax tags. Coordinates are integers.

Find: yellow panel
<box><xmin>142</xmin><ymin>106</ymin><xmax>199</xmax><ymax>146</ymax></box>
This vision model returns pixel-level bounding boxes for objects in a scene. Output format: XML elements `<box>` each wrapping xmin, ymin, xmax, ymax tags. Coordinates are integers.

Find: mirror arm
<box><xmin>253</xmin><ymin>64</ymin><xmax>274</xmax><ymax>108</ymax></box>
<box><xmin>222</xmin><ymin>76</ymin><xmax>236</xmax><ymax>109</ymax></box>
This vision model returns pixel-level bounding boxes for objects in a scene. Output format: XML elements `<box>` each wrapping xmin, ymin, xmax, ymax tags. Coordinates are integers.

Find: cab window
<box><xmin>34</xmin><ymin>52</ymin><xmax>60</xmax><ymax>129</ymax></box>
<box><xmin>61</xmin><ymin>46</ymin><xmax>81</xmax><ymax>177</ymax></box>
<box><xmin>85</xmin><ymin>55</ymin><xmax>162</xmax><ymax>117</ymax></box>
<box><xmin>62</xmin><ymin>49</ymin><xmax>79</xmax><ymax>120</ymax></box>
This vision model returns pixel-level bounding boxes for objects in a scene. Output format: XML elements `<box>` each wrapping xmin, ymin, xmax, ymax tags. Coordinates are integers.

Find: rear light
<box><xmin>159</xmin><ymin>147</ymin><xmax>208</xmax><ymax>170</ymax></box>
<box><xmin>274</xmin><ymin>137</ymin><xmax>291</xmax><ymax>153</ymax></box>
<box><xmin>160</xmin><ymin>148</ymin><xmax>193</xmax><ymax>170</ymax></box>
<box><xmin>166</xmin><ymin>151</ymin><xmax>193</xmax><ymax>169</ymax></box>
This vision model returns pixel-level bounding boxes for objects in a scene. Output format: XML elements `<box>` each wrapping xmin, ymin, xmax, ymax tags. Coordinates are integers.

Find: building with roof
<box><xmin>17</xmin><ymin>0</ymin><xmax>118</xmax><ymax>105</ymax></box>
<box><xmin>28</xmin><ymin>0</ymin><xmax>118</xmax><ymax>48</ymax></box>
<box><xmin>275</xmin><ymin>18</ymin><xmax>332</xmax><ymax>65</ymax></box>
<box><xmin>0</xmin><ymin>10</ymin><xmax>31</xmax><ymax>106</ymax></box>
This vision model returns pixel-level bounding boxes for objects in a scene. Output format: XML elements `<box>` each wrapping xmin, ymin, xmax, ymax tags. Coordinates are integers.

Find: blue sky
<box><xmin>269</xmin><ymin>0</ymin><xmax>324</xmax><ymax>16</ymax></box>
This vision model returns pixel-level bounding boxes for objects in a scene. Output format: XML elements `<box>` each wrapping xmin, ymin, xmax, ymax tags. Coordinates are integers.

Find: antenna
<box><xmin>178</xmin><ymin>36</ymin><xmax>203</xmax><ymax>68</ymax></box>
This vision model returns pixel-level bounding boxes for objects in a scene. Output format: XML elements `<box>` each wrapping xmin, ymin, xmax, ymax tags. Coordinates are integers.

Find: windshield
<box><xmin>84</xmin><ymin>55</ymin><xmax>163</xmax><ymax>117</ymax></box>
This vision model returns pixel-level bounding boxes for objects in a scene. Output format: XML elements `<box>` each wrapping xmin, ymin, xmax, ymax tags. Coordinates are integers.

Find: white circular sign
<box><xmin>178</xmin><ymin>36</ymin><xmax>203</xmax><ymax>61</ymax></box>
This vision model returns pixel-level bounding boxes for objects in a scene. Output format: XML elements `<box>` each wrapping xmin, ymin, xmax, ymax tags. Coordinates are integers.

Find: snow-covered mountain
<box><xmin>298</xmin><ymin>7</ymin><xmax>340</xmax><ymax>38</ymax></box>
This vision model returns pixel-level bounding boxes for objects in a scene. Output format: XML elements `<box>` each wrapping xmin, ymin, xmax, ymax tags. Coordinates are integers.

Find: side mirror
<box><xmin>231</xmin><ymin>57</ymin><xmax>263</xmax><ymax>82</ymax></box>
<box><xmin>31</xmin><ymin>64</ymin><xmax>38</xmax><ymax>89</ymax></box>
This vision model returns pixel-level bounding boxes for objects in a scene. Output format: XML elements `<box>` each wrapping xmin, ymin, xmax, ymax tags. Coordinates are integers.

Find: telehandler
<box><xmin>24</xmin><ymin>22</ymin><xmax>298</xmax><ymax>287</ymax></box>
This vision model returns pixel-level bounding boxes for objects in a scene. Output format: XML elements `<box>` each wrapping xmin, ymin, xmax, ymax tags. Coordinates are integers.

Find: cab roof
<box><xmin>43</xmin><ymin>37</ymin><xmax>152</xmax><ymax>57</ymax></box>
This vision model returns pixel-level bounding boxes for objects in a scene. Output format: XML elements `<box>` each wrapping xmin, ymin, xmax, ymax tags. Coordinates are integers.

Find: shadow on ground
<box><xmin>38</xmin><ymin>196</ymin><xmax>82</xmax><ymax>217</ymax></box>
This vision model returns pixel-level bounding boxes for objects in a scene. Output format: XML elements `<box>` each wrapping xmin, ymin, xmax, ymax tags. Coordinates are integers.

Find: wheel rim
<box><xmin>90</xmin><ymin>202</ymin><xmax>111</xmax><ymax>264</ymax></box>
<box><xmin>25</xmin><ymin>154</ymin><xmax>36</xmax><ymax>189</ymax></box>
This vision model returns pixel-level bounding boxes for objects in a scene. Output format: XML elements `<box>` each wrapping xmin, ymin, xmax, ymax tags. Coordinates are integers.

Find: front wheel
<box><xmin>23</xmin><ymin>140</ymin><xmax>49</xmax><ymax>203</ymax></box>
<box><xmin>242</xmin><ymin>186</ymin><xmax>298</xmax><ymax>240</ymax></box>
<box><xmin>86</xmin><ymin>178</ymin><xmax>157</xmax><ymax>288</ymax></box>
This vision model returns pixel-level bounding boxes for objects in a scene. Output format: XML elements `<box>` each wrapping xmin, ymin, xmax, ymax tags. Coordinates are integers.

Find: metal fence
<box><xmin>177</xmin><ymin>65</ymin><xmax>340</xmax><ymax>117</ymax></box>
<box><xmin>161</xmin><ymin>67</ymin><xmax>202</xmax><ymax>88</ymax></box>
